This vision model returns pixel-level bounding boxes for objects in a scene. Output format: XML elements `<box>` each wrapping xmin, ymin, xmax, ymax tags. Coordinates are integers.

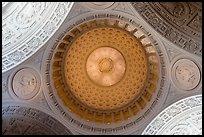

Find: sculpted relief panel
<box><xmin>171</xmin><ymin>59</ymin><xmax>201</xmax><ymax>91</ymax></box>
<box><xmin>142</xmin><ymin>94</ymin><xmax>202</xmax><ymax>135</ymax></box>
<box><xmin>131</xmin><ymin>2</ymin><xmax>202</xmax><ymax>56</ymax></box>
<box><xmin>8</xmin><ymin>67</ymin><xmax>41</xmax><ymax>100</ymax></box>
<box><xmin>2</xmin><ymin>2</ymin><xmax>74</xmax><ymax>73</ymax></box>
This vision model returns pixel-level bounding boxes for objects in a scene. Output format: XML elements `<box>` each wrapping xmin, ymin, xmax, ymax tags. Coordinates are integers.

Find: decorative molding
<box><xmin>2</xmin><ymin>2</ymin><xmax>74</xmax><ymax>73</ymax></box>
<box><xmin>171</xmin><ymin>58</ymin><xmax>201</xmax><ymax>91</ymax></box>
<box><xmin>142</xmin><ymin>94</ymin><xmax>202</xmax><ymax>135</ymax></box>
<box><xmin>8</xmin><ymin>67</ymin><xmax>41</xmax><ymax>100</ymax></box>
<box><xmin>131</xmin><ymin>2</ymin><xmax>202</xmax><ymax>57</ymax></box>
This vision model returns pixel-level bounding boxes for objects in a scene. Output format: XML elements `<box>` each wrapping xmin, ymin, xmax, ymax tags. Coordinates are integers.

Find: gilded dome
<box><xmin>52</xmin><ymin>19</ymin><xmax>159</xmax><ymax>124</ymax></box>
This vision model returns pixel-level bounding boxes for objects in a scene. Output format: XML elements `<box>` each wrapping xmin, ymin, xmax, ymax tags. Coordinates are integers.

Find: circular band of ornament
<box><xmin>52</xmin><ymin>18</ymin><xmax>159</xmax><ymax>123</ymax></box>
<box><xmin>9</xmin><ymin>67</ymin><xmax>41</xmax><ymax>100</ymax></box>
<box><xmin>86</xmin><ymin>47</ymin><xmax>126</xmax><ymax>87</ymax></box>
<box><xmin>130</xmin><ymin>2</ymin><xmax>202</xmax><ymax>56</ymax></box>
<box><xmin>42</xmin><ymin>11</ymin><xmax>169</xmax><ymax>135</ymax></box>
<box><xmin>172</xmin><ymin>58</ymin><xmax>201</xmax><ymax>91</ymax></box>
<box><xmin>2</xmin><ymin>102</ymin><xmax>72</xmax><ymax>135</ymax></box>
<box><xmin>142</xmin><ymin>94</ymin><xmax>202</xmax><ymax>135</ymax></box>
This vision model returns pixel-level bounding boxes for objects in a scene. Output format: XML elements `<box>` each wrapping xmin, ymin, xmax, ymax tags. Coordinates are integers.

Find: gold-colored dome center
<box><xmin>86</xmin><ymin>47</ymin><xmax>126</xmax><ymax>86</ymax></box>
<box><xmin>99</xmin><ymin>58</ymin><xmax>113</xmax><ymax>72</ymax></box>
<box><xmin>64</xmin><ymin>27</ymin><xmax>148</xmax><ymax>111</ymax></box>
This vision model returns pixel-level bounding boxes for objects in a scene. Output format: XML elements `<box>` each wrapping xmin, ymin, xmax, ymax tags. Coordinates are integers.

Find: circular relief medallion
<box><xmin>172</xmin><ymin>59</ymin><xmax>200</xmax><ymax>91</ymax></box>
<box><xmin>86</xmin><ymin>47</ymin><xmax>126</xmax><ymax>87</ymax></box>
<box><xmin>11</xmin><ymin>68</ymin><xmax>40</xmax><ymax>100</ymax></box>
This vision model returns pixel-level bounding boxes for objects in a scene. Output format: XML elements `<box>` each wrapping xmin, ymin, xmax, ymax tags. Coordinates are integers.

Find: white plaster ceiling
<box><xmin>142</xmin><ymin>94</ymin><xmax>202</xmax><ymax>135</ymax></box>
<box><xmin>2</xmin><ymin>2</ymin><xmax>74</xmax><ymax>73</ymax></box>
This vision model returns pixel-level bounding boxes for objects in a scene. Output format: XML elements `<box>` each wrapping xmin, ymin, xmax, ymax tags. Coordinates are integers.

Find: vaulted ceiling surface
<box><xmin>2</xmin><ymin>2</ymin><xmax>202</xmax><ymax>135</ymax></box>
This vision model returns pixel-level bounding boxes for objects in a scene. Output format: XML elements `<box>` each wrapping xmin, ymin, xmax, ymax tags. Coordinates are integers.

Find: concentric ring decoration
<box><xmin>171</xmin><ymin>58</ymin><xmax>201</xmax><ymax>91</ymax></box>
<box><xmin>86</xmin><ymin>47</ymin><xmax>126</xmax><ymax>87</ymax></box>
<box><xmin>42</xmin><ymin>11</ymin><xmax>169</xmax><ymax>135</ymax></box>
<box><xmin>53</xmin><ymin>19</ymin><xmax>158</xmax><ymax>122</ymax></box>
<box><xmin>8</xmin><ymin>67</ymin><xmax>41</xmax><ymax>100</ymax></box>
<box><xmin>130</xmin><ymin>2</ymin><xmax>202</xmax><ymax>57</ymax></box>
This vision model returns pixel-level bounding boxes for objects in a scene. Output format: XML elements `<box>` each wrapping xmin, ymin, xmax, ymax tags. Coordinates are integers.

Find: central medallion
<box><xmin>86</xmin><ymin>47</ymin><xmax>126</xmax><ymax>86</ymax></box>
<box><xmin>99</xmin><ymin>57</ymin><xmax>113</xmax><ymax>72</ymax></box>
